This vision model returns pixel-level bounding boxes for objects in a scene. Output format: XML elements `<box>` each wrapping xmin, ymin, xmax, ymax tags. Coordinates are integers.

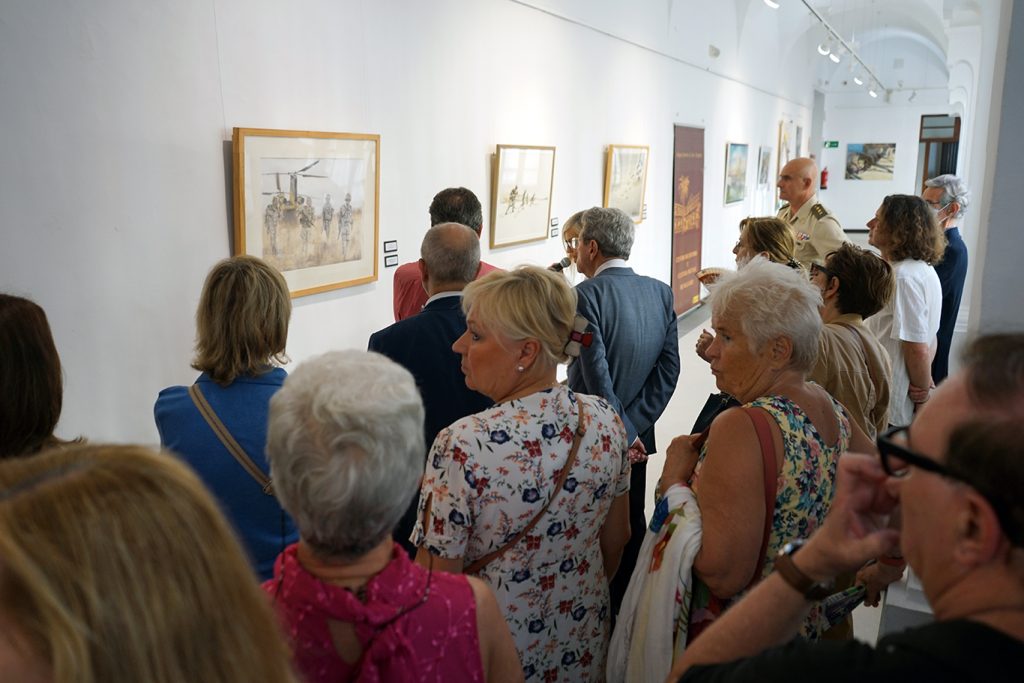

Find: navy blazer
<box><xmin>932</xmin><ymin>227</ymin><xmax>968</xmax><ymax>384</ymax></box>
<box><xmin>368</xmin><ymin>294</ymin><xmax>492</xmax><ymax>451</ymax></box>
<box><xmin>567</xmin><ymin>266</ymin><xmax>680</xmax><ymax>453</ymax></box>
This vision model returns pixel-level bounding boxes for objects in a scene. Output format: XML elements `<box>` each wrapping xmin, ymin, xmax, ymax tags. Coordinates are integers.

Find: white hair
<box><xmin>266</xmin><ymin>350</ymin><xmax>425</xmax><ymax>560</ymax></box>
<box><xmin>925</xmin><ymin>174</ymin><xmax>970</xmax><ymax>218</ymax></box>
<box><xmin>709</xmin><ymin>257</ymin><xmax>823</xmax><ymax>373</ymax></box>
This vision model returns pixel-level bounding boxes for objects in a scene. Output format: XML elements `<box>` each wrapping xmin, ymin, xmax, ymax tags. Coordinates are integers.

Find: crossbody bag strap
<box><xmin>188</xmin><ymin>384</ymin><xmax>274</xmax><ymax>496</ymax></box>
<box><xmin>464</xmin><ymin>397</ymin><xmax>588</xmax><ymax>575</ymax></box>
<box><xmin>742</xmin><ymin>406</ymin><xmax>779</xmax><ymax>590</ymax></box>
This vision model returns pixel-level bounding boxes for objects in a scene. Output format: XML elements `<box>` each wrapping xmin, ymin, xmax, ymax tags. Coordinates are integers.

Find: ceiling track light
<box><xmin>829</xmin><ymin>51</ymin><xmax>841</xmax><ymax>63</ymax></box>
<box><xmin>764</xmin><ymin>0</ymin><xmax>780</xmax><ymax>8</ymax></box>
<box><xmin>868</xmin><ymin>88</ymin><xmax>878</xmax><ymax>98</ymax></box>
<box><xmin>853</xmin><ymin>75</ymin><xmax>864</xmax><ymax>85</ymax></box>
<box><xmin>817</xmin><ymin>42</ymin><xmax>831</xmax><ymax>56</ymax></box>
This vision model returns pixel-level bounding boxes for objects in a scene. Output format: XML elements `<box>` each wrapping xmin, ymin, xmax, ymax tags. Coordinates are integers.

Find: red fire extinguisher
<box><xmin>821</xmin><ymin>166</ymin><xmax>829</xmax><ymax>190</ymax></box>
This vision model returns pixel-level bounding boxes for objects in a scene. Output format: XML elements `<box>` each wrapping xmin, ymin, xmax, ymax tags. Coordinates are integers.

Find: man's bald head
<box><xmin>778</xmin><ymin>157</ymin><xmax>819</xmax><ymax>207</ymax></box>
<box><xmin>420</xmin><ymin>223</ymin><xmax>481</xmax><ymax>290</ymax></box>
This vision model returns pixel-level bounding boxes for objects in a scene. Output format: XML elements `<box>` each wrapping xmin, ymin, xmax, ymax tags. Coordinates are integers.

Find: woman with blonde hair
<box><xmin>734</xmin><ymin>216</ymin><xmax>800</xmax><ymax>269</ymax></box>
<box><xmin>413</xmin><ymin>266</ymin><xmax>631</xmax><ymax>681</ymax></box>
<box><xmin>0</xmin><ymin>444</ymin><xmax>298</xmax><ymax>683</ymax></box>
<box><xmin>154</xmin><ymin>255</ymin><xmax>297</xmax><ymax>580</ymax></box>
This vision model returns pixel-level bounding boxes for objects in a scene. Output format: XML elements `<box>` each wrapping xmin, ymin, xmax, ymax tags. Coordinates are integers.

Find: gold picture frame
<box><xmin>490</xmin><ymin>144</ymin><xmax>556</xmax><ymax>248</ymax></box>
<box><xmin>603</xmin><ymin>144</ymin><xmax>649</xmax><ymax>223</ymax></box>
<box><xmin>232</xmin><ymin>127</ymin><xmax>379</xmax><ymax>297</ymax></box>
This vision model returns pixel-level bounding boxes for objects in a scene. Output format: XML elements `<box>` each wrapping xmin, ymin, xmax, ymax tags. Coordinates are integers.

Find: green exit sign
<box><xmin>824</xmin><ymin>140</ymin><xmax>839</xmax><ymax>148</ymax></box>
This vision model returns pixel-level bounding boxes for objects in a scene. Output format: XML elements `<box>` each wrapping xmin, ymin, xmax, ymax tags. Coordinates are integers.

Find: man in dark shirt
<box><xmin>923</xmin><ymin>174</ymin><xmax>970</xmax><ymax>384</ymax></box>
<box><xmin>669</xmin><ymin>334</ymin><xmax>1024</xmax><ymax>683</ymax></box>
<box><xmin>369</xmin><ymin>223</ymin><xmax>492</xmax><ymax>556</ymax></box>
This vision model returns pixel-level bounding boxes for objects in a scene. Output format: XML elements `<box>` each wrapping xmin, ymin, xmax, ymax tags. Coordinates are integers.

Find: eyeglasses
<box><xmin>877</xmin><ymin>426</ymin><xmax>1022</xmax><ymax>546</ymax></box>
<box><xmin>924</xmin><ymin>200</ymin><xmax>952</xmax><ymax>214</ymax></box>
<box><xmin>564</xmin><ymin>237</ymin><xmax>579</xmax><ymax>250</ymax></box>
<box><xmin>809</xmin><ymin>263</ymin><xmax>833</xmax><ymax>280</ymax></box>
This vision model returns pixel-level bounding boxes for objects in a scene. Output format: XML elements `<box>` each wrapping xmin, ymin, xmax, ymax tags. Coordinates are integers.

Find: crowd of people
<box><xmin>1</xmin><ymin>163</ymin><xmax>1020</xmax><ymax>683</ymax></box>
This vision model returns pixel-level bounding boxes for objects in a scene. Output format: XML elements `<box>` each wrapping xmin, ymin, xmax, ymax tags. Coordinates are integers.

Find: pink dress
<box><xmin>264</xmin><ymin>543</ymin><xmax>485</xmax><ymax>683</ymax></box>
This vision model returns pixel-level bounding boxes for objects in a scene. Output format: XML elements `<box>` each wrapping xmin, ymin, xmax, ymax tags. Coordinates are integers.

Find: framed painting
<box><xmin>757</xmin><ymin>145</ymin><xmax>772</xmax><ymax>186</ymax></box>
<box><xmin>845</xmin><ymin>143</ymin><xmax>896</xmax><ymax>180</ymax></box>
<box><xmin>603</xmin><ymin>144</ymin><xmax>649</xmax><ymax>223</ymax></box>
<box><xmin>724</xmin><ymin>142</ymin><xmax>748</xmax><ymax>205</ymax></box>
<box><xmin>490</xmin><ymin>144</ymin><xmax>556</xmax><ymax>248</ymax></box>
<box><xmin>232</xmin><ymin>127</ymin><xmax>379</xmax><ymax>297</ymax></box>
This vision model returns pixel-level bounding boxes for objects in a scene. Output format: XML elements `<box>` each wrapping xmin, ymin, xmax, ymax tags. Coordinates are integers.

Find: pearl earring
<box><xmin>516</xmin><ymin>365</ymin><xmax>525</xmax><ymax>372</ymax></box>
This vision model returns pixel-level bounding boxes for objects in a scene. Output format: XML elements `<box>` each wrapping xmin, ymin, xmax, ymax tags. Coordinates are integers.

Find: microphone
<box><xmin>549</xmin><ymin>257</ymin><xmax>571</xmax><ymax>272</ymax></box>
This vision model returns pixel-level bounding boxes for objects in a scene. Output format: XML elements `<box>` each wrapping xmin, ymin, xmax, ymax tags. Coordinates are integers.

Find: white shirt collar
<box><xmin>595</xmin><ymin>258</ymin><xmax>629</xmax><ymax>276</ymax></box>
<box><xmin>423</xmin><ymin>291</ymin><xmax>462</xmax><ymax>307</ymax></box>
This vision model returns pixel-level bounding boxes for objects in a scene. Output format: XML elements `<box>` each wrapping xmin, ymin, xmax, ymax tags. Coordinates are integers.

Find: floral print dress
<box><xmin>413</xmin><ymin>385</ymin><xmax>629</xmax><ymax>682</ymax></box>
<box><xmin>689</xmin><ymin>393</ymin><xmax>850</xmax><ymax>641</ymax></box>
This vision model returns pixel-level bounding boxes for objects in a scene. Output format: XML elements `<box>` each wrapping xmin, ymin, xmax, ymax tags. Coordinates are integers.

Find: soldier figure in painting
<box><xmin>505</xmin><ymin>185</ymin><xmax>518</xmax><ymax>215</ymax></box>
<box><xmin>338</xmin><ymin>193</ymin><xmax>354</xmax><ymax>256</ymax></box>
<box><xmin>321</xmin><ymin>193</ymin><xmax>334</xmax><ymax>237</ymax></box>
<box><xmin>297</xmin><ymin>196</ymin><xmax>315</xmax><ymax>256</ymax></box>
<box><xmin>264</xmin><ymin>196</ymin><xmax>281</xmax><ymax>255</ymax></box>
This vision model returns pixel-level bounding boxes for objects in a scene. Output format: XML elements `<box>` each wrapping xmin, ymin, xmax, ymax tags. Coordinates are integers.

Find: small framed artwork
<box><xmin>845</xmin><ymin>143</ymin><xmax>897</xmax><ymax>180</ymax></box>
<box><xmin>232</xmin><ymin>127</ymin><xmax>380</xmax><ymax>297</ymax></box>
<box><xmin>757</xmin><ymin>145</ymin><xmax>772</xmax><ymax>187</ymax></box>
<box><xmin>724</xmin><ymin>142</ymin><xmax>749</xmax><ymax>205</ymax></box>
<box><xmin>383</xmin><ymin>240</ymin><xmax>398</xmax><ymax>253</ymax></box>
<box><xmin>603</xmin><ymin>145</ymin><xmax>649</xmax><ymax>223</ymax></box>
<box><xmin>384</xmin><ymin>254</ymin><xmax>399</xmax><ymax>268</ymax></box>
<box><xmin>490</xmin><ymin>144</ymin><xmax>556</xmax><ymax>248</ymax></box>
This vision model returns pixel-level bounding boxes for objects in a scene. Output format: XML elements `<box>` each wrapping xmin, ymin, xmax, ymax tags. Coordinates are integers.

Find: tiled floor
<box><xmin>647</xmin><ymin>291</ymin><xmax>884</xmax><ymax>644</ymax></box>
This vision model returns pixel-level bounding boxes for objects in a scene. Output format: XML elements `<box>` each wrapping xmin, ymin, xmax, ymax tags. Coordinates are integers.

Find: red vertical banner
<box><xmin>672</xmin><ymin>125</ymin><xmax>704</xmax><ymax>316</ymax></box>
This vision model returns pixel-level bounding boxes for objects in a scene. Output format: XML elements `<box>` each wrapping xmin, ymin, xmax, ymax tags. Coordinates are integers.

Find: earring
<box><xmin>516</xmin><ymin>365</ymin><xmax>525</xmax><ymax>373</ymax></box>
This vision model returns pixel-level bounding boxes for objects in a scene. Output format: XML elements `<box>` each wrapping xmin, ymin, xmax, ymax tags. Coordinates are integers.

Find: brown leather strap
<box><xmin>743</xmin><ymin>407</ymin><xmax>778</xmax><ymax>590</ymax></box>
<box><xmin>188</xmin><ymin>384</ymin><xmax>274</xmax><ymax>496</ymax></box>
<box><xmin>464</xmin><ymin>397</ymin><xmax>587</xmax><ymax>575</ymax></box>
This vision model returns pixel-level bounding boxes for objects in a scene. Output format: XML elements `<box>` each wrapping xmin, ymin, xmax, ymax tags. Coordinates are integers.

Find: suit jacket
<box><xmin>567</xmin><ymin>267</ymin><xmax>680</xmax><ymax>453</ymax></box>
<box><xmin>932</xmin><ymin>227</ymin><xmax>968</xmax><ymax>383</ymax></box>
<box><xmin>369</xmin><ymin>295</ymin><xmax>492</xmax><ymax>450</ymax></box>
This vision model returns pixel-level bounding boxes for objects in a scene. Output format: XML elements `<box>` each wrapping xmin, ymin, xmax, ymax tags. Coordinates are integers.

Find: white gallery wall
<box><xmin>0</xmin><ymin>0</ymin><xmax>836</xmax><ymax>445</ymax></box>
<box><xmin>818</xmin><ymin>92</ymin><xmax>953</xmax><ymax>232</ymax></box>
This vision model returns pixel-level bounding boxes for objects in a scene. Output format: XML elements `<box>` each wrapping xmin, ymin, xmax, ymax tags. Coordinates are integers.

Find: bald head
<box><xmin>778</xmin><ymin>157</ymin><xmax>819</xmax><ymax>209</ymax></box>
<box><xmin>419</xmin><ymin>223</ymin><xmax>481</xmax><ymax>292</ymax></box>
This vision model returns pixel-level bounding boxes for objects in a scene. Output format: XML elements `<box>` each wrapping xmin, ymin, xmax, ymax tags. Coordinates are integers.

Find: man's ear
<box><xmin>418</xmin><ymin>258</ymin><xmax>429</xmax><ymax>293</ymax></box>
<box><xmin>952</xmin><ymin>490</ymin><xmax>1007</xmax><ymax>567</ymax></box>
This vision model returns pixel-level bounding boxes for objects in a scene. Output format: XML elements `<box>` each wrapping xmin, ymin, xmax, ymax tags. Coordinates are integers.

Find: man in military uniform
<box><xmin>776</xmin><ymin>157</ymin><xmax>848</xmax><ymax>267</ymax></box>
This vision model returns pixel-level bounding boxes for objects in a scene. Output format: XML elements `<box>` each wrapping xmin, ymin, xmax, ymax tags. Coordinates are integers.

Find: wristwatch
<box><xmin>774</xmin><ymin>540</ymin><xmax>835</xmax><ymax>601</ymax></box>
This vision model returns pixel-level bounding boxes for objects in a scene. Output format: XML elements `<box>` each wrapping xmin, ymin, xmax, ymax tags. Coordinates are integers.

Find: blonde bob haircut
<box><xmin>0</xmin><ymin>444</ymin><xmax>298</xmax><ymax>683</ymax></box>
<box><xmin>739</xmin><ymin>216</ymin><xmax>799</xmax><ymax>268</ymax></box>
<box><xmin>193</xmin><ymin>255</ymin><xmax>291</xmax><ymax>385</ymax></box>
<box><xmin>462</xmin><ymin>266</ymin><xmax>578</xmax><ymax>367</ymax></box>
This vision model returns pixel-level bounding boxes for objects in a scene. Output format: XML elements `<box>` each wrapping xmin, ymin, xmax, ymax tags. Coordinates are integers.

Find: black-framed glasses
<box><xmin>809</xmin><ymin>262</ymin><xmax>833</xmax><ymax>280</ymax></box>
<box><xmin>878</xmin><ymin>426</ymin><xmax>1022</xmax><ymax>546</ymax></box>
<box><xmin>877</xmin><ymin>426</ymin><xmax>950</xmax><ymax>479</ymax></box>
<box><xmin>564</xmin><ymin>237</ymin><xmax>579</xmax><ymax>250</ymax></box>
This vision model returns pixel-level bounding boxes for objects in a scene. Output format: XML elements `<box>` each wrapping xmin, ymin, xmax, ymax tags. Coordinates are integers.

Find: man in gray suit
<box><xmin>568</xmin><ymin>206</ymin><xmax>680</xmax><ymax>617</ymax></box>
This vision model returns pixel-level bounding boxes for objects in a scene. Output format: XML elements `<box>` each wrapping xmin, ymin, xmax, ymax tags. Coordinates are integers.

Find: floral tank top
<box><xmin>689</xmin><ymin>392</ymin><xmax>850</xmax><ymax>641</ymax></box>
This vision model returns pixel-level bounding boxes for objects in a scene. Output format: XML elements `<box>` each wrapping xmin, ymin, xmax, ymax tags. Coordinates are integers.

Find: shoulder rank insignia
<box><xmin>810</xmin><ymin>203</ymin><xmax>829</xmax><ymax>220</ymax></box>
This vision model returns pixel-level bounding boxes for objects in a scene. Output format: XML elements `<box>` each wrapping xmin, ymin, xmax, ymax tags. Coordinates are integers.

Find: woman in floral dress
<box><xmin>413</xmin><ymin>266</ymin><xmax>631</xmax><ymax>682</ymax></box>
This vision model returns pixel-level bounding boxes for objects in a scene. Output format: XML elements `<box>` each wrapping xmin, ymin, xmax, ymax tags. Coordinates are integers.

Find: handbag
<box><xmin>690</xmin><ymin>392</ymin><xmax>741</xmax><ymax>435</ymax></box>
<box><xmin>188</xmin><ymin>384</ymin><xmax>274</xmax><ymax>496</ymax></box>
<box><xmin>686</xmin><ymin>406</ymin><xmax>778</xmax><ymax>643</ymax></box>
<box><xmin>464</xmin><ymin>397</ymin><xmax>587</xmax><ymax>574</ymax></box>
